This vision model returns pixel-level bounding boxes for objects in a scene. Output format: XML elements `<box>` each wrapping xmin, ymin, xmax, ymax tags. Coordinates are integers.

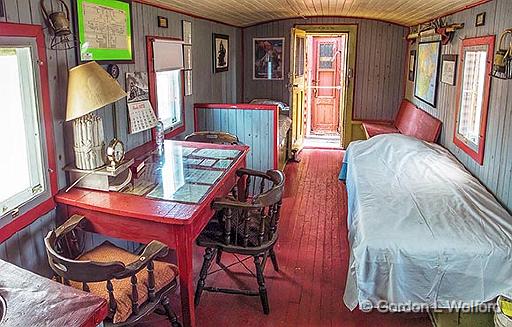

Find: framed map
<box><xmin>74</xmin><ymin>0</ymin><xmax>134</xmax><ymax>63</ymax></box>
<box><xmin>414</xmin><ymin>41</ymin><xmax>441</xmax><ymax>107</ymax></box>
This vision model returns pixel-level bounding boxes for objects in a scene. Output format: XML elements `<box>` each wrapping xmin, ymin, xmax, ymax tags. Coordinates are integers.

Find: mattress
<box><xmin>342</xmin><ymin>134</ymin><xmax>512</xmax><ymax>311</ymax></box>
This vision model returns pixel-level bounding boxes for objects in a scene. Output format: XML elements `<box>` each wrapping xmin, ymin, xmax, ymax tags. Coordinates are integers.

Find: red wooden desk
<box><xmin>55</xmin><ymin>140</ymin><xmax>249</xmax><ymax>327</ymax></box>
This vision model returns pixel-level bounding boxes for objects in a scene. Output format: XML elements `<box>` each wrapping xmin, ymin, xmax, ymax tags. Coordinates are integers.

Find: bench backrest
<box><xmin>395</xmin><ymin>99</ymin><xmax>442</xmax><ymax>143</ymax></box>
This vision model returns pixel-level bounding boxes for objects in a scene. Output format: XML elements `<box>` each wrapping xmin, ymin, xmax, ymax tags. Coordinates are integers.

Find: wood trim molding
<box><xmin>0</xmin><ymin>22</ymin><xmax>58</xmax><ymax>242</ymax></box>
<box><xmin>453</xmin><ymin>35</ymin><xmax>495</xmax><ymax>165</ymax></box>
<box><xmin>146</xmin><ymin>35</ymin><xmax>187</xmax><ymax>140</ymax></box>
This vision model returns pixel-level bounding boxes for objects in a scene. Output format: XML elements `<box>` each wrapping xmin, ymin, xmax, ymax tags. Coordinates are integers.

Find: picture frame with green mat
<box><xmin>73</xmin><ymin>0</ymin><xmax>134</xmax><ymax>63</ymax></box>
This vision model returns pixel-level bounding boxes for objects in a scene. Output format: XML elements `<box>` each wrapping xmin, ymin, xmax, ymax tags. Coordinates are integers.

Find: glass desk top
<box><xmin>122</xmin><ymin>142</ymin><xmax>243</xmax><ymax>204</ymax></box>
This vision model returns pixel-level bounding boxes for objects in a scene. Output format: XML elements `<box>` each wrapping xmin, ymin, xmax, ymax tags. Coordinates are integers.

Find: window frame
<box><xmin>0</xmin><ymin>23</ymin><xmax>58</xmax><ymax>242</ymax></box>
<box><xmin>146</xmin><ymin>35</ymin><xmax>186</xmax><ymax>139</ymax></box>
<box><xmin>453</xmin><ymin>35</ymin><xmax>495</xmax><ymax>165</ymax></box>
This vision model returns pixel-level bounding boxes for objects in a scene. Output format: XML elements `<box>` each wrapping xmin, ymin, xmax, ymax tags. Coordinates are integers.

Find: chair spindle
<box><xmin>147</xmin><ymin>260</ymin><xmax>156</xmax><ymax>301</ymax></box>
<box><xmin>106</xmin><ymin>279</ymin><xmax>118</xmax><ymax>318</ymax></box>
<box><xmin>130</xmin><ymin>274</ymin><xmax>139</xmax><ymax>315</ymax></box>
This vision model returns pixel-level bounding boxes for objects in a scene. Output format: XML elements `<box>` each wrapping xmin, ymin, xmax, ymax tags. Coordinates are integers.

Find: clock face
<box><xmin>107</xmin><ymin>139</ymin><xmax>125</xmax><ymax>165</ymax></box>
<box><xmin>113</xmin><ymin>141</ymin><xmax>124</xmax><ymax>162</ymax></box>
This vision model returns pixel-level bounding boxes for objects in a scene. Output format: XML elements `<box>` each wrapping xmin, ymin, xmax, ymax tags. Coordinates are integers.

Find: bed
<box><xmin>340</xmin><ymin>134</ymin><xmax>512</xmax><ymax>311</ymax></box>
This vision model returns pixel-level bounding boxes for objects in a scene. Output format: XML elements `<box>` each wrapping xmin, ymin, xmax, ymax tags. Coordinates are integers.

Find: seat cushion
<box><xmin>362</xmin><ymin>122</ymin><xmax>399</xmax><ymax>138</ymax></box>
<box><xmin>70</xmin><ymin>241</ymin><xmax>178</xmax><ymax>324</ymax></box>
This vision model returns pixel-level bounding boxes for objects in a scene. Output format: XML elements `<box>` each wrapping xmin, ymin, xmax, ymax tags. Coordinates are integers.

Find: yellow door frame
<box><xmin>294</xmin><ymin>24</ymin><xmax>357</xmax><ymax>149</ymax></box>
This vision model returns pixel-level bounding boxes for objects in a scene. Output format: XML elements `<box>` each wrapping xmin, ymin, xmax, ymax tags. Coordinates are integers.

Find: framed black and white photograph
<box><xmin>253</xmin><ymin>37</ymin><xmax>285</xmax><ymax>80</ymax></box>
<box><xmin>185</xmin><ymin>70</ymin><xmax>193</xmax><ymax>96</ymax></box>
<box><xmin>213</xmin><ymin>34</ymin><xmax>229</xmax><ymax>73</ymax></box>
<box><xmin>476</xmin><ymin>12</ymin><xmax>486</xmax><ymax>27</ymax></box>
<box><xmin>441</xmin><ymin>54</ymin><xmax>458</xmax><ymax>86</ymax></box>
<box><xmin>409</xmin><ymin>50</ymin><xmax>416</xmax><ymax>82</ymax></box>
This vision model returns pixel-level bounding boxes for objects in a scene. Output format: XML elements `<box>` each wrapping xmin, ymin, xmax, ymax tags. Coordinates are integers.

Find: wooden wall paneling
<box><xmin>0</xmin><ymin>0</ymin><xmax>241</xmax><ymax>275</ymax></box>
<box><xmin>404</xmin><ymin>0</ymin><xmax>512</xmax><ymax>213</ymax></box>
<box><xmin>243</xmin><ymin>17</ymin><xmax>407</xmax><ymax>122</ymax></box>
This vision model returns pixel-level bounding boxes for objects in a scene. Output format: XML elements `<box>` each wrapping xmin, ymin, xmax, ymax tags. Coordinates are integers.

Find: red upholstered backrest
<box><xmin>394</xmin><ymin>100</ymin><xmax>442</xmax><ymax>143</ymax></box>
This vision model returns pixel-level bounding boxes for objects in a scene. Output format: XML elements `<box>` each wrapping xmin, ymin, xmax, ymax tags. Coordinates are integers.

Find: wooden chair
<box><xmin>194</xmin><ymin>168</ymin><xmax>285</xmax><ymax>314</ymax></box>
<box><xmin>44</xmin><ymin>215</ymin><xmax>181</xmax><ymax>326</ymax></box>
<box><xmin>184</xmin><ymin>131</ymin><xmax>241</xmax><ymax>145</ymax></box>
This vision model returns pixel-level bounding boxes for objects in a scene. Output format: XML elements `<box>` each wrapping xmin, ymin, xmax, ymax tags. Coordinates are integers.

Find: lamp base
<box><xmin>73</xmin><ymin>114</ymin><xmax>105</xmax><ymax>170</ymax></box>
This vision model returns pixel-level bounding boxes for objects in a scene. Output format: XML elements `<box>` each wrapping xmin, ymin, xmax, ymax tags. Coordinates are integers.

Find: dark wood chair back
<box><xmin>213</xmin><ymin>169</ymin><xmax>285</xmax><ymax>250</ymax></box>
<box><xmin>44</xmin><ymin>215</ymin><xmax>179</xmax><ymax>326</ymax></box>
<box><xmin>185</xmin><ymin>131</ymin><xmax>241</xmax><ymax>145</ymax></box>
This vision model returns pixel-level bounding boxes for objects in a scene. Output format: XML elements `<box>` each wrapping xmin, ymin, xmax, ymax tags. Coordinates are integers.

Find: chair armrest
<box><xmin>212</xmin><ymin>197</ymin><xmax>262</xmax><ymax>210</ymax></box>
<box><xmin>115</xmin><ymin>241</ymin><xmax>169</xmax><ymax>278</ymax></box>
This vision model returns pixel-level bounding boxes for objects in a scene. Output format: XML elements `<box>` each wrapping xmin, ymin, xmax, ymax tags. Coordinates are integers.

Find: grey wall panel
<box><xmin>242</xmin><ymin>17</ymin><xmax>408</xmax><ymax>121</ymax></box>
<box><xmin>404</xmin><ymin>0</ymin><xmax>512</xmax><ymax>212</ymax></box>
<box><xmin>196</xmin><ymin>107</ymin><xmax>276</xmax><ymax>172</ymax></box>
<box><xmin>1</xmin><ymin>0</ymin><xmax>240</xmax><ymax>275</ymax></box>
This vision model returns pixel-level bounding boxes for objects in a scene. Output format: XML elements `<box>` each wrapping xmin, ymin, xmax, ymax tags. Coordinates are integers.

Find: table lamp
<box><xmin>66</xmin><ymin>61</ymin><xmax>127</xmax><ymax>170</ymax></box>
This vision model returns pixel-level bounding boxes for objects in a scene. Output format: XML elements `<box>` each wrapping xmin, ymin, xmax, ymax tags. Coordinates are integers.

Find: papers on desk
<box><xmin>147</xmin><ymin>183</ymin><xmax>210</xmax><ymax>203</ymax></box>
<box><xmin>182</xmin><ymin>147</ymin><xmax>195</xmax><ymax>157</ymax></box>
<box><xmin>213</xmin><ymin>159</ymin><xmax>232</xmax><ymax>169</ymax></box>
<box><xmin>185</xmin><ymin>168</ymin><xmax>222</xmax><ymax>185</ymax></box>
<box><xmin>194</xmin><ymin>149</ymin><xmax>241</xmax><ymax>159</ymax></box>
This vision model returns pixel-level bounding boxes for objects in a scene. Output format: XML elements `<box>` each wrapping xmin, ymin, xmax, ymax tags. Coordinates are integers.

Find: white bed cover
<box><xmin>342</xmin><ymin>134</ymin><xmax>512</xmax><ymax>311</ymax></box>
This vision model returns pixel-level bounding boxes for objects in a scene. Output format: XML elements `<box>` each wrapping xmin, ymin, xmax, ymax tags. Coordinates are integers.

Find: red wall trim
<box><xmin>193</xmin><ymin>103</ymin><xmax>280</xmax><ymax>169</ymax></box>
<box><xmin>0</xmin><ymin>22</ymin><xmax>58</xmax><ymax>241</ymax></box>
<box><xmin>0</xmin><ymin>198</ymin><xmax>55</xmax><ymax>244</ymax></box>
<box><xmin>453</xmin><ymin>35</ymin><xmax>495</xmax><ymax>166</ymax></box>
<box><xmin>146</xmin><ymin>35</ymin><xmax>187</xmax><ymax>140</ymax></box>
<box><xmin>132</xmin><ymin>0</ymin><xmax>239</xmax><ymax>28</ymax></box>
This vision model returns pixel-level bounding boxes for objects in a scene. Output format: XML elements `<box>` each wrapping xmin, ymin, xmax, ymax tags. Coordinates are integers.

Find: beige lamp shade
<box><xmin>66</xmin><ymin>61</ymin><xmax>127</xmax><ymax>121</ymax></box>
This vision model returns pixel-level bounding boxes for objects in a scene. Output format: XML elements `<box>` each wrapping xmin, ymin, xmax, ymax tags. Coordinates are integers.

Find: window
<box><xmin>147</xmin><ymin>37</ymin><xmax>185</xmax><ymax>137</ymax></box>
<box><xmin>319</xmin><ymin>43</ymin><xmax>334</xmax><ymax>69</ymax></box>
<box><xmin>454</xmin><ymin>36</ymin><xmax>494</xmax><ymax>165</ymax></box>
<box><xmin>156</xmin><ymin>70</ymin><xmax>183</xmax><ymax>131</ymax></box>
<box><xmin>0</xmin><ymin>23</ymin><xmax>57</xmax><ymax>224</ymax></box>
<box><xmin>0</xmin><ymin>47</ymin><xmax>45</xmax><ymax>217</ymax></box>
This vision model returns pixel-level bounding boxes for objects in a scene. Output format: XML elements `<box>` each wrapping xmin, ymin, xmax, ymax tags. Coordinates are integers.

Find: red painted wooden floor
<box><xmin>138</xmin><ymin>149</ymin><xmax>431</xmax><ymax>327</ymax></box>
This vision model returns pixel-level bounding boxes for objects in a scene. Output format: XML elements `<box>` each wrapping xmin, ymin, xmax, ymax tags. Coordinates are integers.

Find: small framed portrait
<box><xmin>253</xmin><ymin>37</ymin><xmax>285</xmax><ymax>80</ymax></box>
<box><xmin>182</xmin><ymin>20</ymin><xmax>192</xmax><ymax>44</ymax></box>
<box><xmin>213</xmin><ymin>34</ymin><xmax>229</xmax><ymax>73</ymax></box>
<box><xmin>408</xmin><ymin>50</ymin><xmax>416</xmax><ymax>82</ymax></box>
<box><xmin>476</xmin><ymin>12</ymin><xmax>486</xmax><ymax>27</ymax></box>
<box><xmin>157</xmin><ymin>16</ymin><xmax>168</xmax><ymax>28</ymax></box>
<box><xmin>441</xmin><ymin>54</ymin><xmax>458</xmax><ymax>86</ymax></box>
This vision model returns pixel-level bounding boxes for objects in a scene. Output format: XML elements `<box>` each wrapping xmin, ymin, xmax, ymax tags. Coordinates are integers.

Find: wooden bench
<box><xmin>362</xmin><ymin>99</ymin><xmax>442</xmax><ymax>143</ymax></box>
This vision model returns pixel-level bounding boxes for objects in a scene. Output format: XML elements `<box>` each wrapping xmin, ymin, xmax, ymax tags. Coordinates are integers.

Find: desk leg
<box><xmin>176</xmin><ymin>227</ymin><xmax>196</xmax><ymax>327</ymax></box>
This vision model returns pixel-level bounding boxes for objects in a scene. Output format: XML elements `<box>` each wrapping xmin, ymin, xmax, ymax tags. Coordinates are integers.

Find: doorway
<box><xmin>305</xmin><ymin>35</ymin><xmax>346</xmax><ymax>148</ymax></box>
<box><xmin>289</xmin><ymin>25</ymin><xmax>356</xmax><ymax>151</ymax></box>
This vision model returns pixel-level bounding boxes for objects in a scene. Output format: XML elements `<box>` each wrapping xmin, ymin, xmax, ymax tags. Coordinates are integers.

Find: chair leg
<box><xmin>195</xmin><ymin>247</ymin><xmax>216</xmax><ymax>307</ymax></box>
<box><xmin>162</xmin><ymin>297</ymin><xmax>181</xmax><ymax>327</ymax></box>
<box><xmin>269</xmin><ymin>247</ymin><xmax>279</xmax><ymax>272</ymax></box>
<box><xmin>254</xmin><ymin>255</ymin><xmax>270</xmax><ymax>314</ymax></box>
<box><xmin>215</xmin><ymin>249</ymin><xmax>223</xmax><ymax>265</ymax></box>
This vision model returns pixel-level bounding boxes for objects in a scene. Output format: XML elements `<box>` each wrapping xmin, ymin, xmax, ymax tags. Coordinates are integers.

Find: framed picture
<box><xmin>157</xmin><ymin>16</ymin><xmax>168</xmax><ymax>28</ymax></box>
<box><xmin>253</xmin><ymin>37</ymin><xmax>285</xmax><ymax>80</ymax></box>
<box><xmin>476</xmin><ymin>12</ymin><xmax>486</xmax><ymax>27</ymax></box>
<box><xmin>414</xmin><ymin>41</ymin><xmax>441</xmax><ymax>107</ymax></box>
<box><xmin>213</xmin><ymin>34</ymin><xmax>229</xmax><ymax>73</ymax></box>
<box><xmin>182</xmin><ymin>20</ymin><xmax>192</xmax><ymax>44</ymax></box>
<box><xmin>441</xmin><ymin>54</ymin><xmax>458</xmax><ymax>86</ymax></box>
<box><xmin>183</xmin><ymin>45</ymin><xmax>192</xmax><ymax>70</ymax></box>
<box><xmin>74</xmin><ymin>0</ymin><xmax>134</xmax><ymax>63</ymax></box>
<box><xmin>184</xmin><ymin>70</ymin><xmax>192</xmax><ymax>96</ymax></box>
<box><xmin>408</xmin><ymin>50</ymin><xmax>416</xmax><ymax>82</ymax></box>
